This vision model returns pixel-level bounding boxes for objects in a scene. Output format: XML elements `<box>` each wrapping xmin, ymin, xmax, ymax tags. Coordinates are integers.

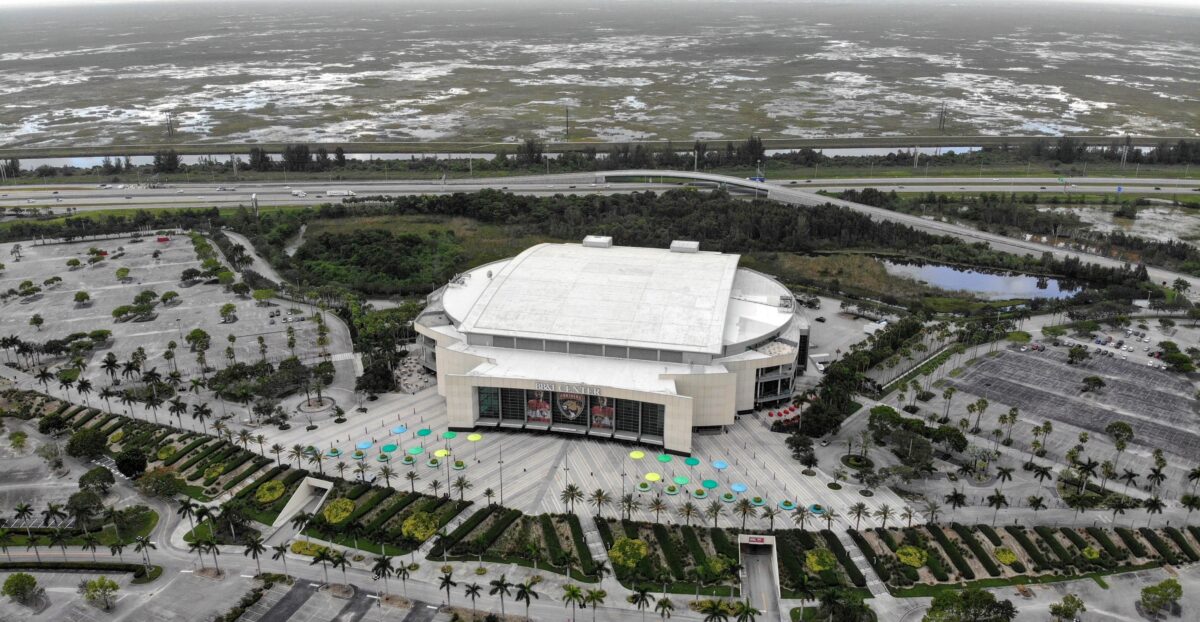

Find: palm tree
<box><xmin>649</xmin><ymin>497</ymin><xmax>669</xmax><ymax>524</ymax></box>
<box><xmin>698</xmin><ymin>598</ymin><xmax>729</xmax><ymax>622</ymax></box>
<box><xmin>191</xmin><ymin>403</ymin><xmax>212</xmax><ymax>434</ymax></box>
<box><xmin>822</xmin><ymin>508</ymin><xmax>839</xmax><ymax>530</ymax></box>
<box><xmin>58</xmin><ymin>376</ymin><xmax>75</xmax><ymax>399</ymax></box>
<box><xmin>379</xmin><ymin>465</ymin><xmax>396</xmax><ymax>489</ymax></box>
<box><xmin>944</xmin><ymin>489</ymin><xmax>967</xmax><ymax>510</ymax></box>
<box><xmin>271</xmin><ymin>543</ymin><xmax>289</xmax><ymax>576</ymax></box>
<box><xmin>792</xmin><ymin>505</ymin><xmax>811</xmax><ymax>531</ymax></box>
<box><xmin>204</xmin><ymin>538</ymin><xmax>222</xmax><ymax>573</ymax></box>
<box><xmin>307</xmin><ymin>452</ymin><xmax>325</xmax><ymax>475</ymax></box>
<box><xmin>396</xmin><ymin>564</ymin><xmax>411</xmax><ymax>597</ymax></box>
<box><xmin>489</xmin><ymin>574</ymin><xmax>514</xmax><ymax>617</ymax></box>
<box><xmin>177</xmin><ymin>498</ymin><xmax>197</xmax><ymax>534</ymax></box>
<box><xmin>732</xmin><ymin>599</ymin><xmax>761</xmax><ymax>622</ymax></box>
<box><xmin>848</xmin><ymin>502</ymin><xmax>869</xmax><ymax>530</ymax></box>
<box><xmin>733</xmin><ymin>499</ymin><xmax>756</xmax><ymax>530</ymax></box>
<box><xmin>453</xmin><ymin>476</ymin><xmax>473</xmax><ymax>501</ymax></box>
<box><xmin>1027</xmin><ymin>496</ymin><xmax>1046</xmax><ymax>515</ymax></box>
<box><xmin>590</xmin><ymin>489</ymin><xmax>613</xmax><ymax>517</ymax></box>
<box><xmin>620</xmin><ymin>494</ymin><xmax>641</xmax><ymax>520</ymax></box>
<box><xmin>678</xmin><ymin>502</ymin><xmax>699</xmax><ymax>527</ymax></box>
<box><xmin>405</xmin><ymin>470</ymin><xmax>420</xmax><ymax>493</ymax></box>
<box><xmin>288</xmin><ymin>445</ymin><xmax>305</xmax><ymax>469</ymax></box>
<box><xmin>561</xmin><ymin>483</ymin><xmax>584</xmax><ymax>513</ymax></box>
<box><xmin>76</xmin><ymin>378</ymin><xmax>93</xmax><ymax>407</ymax></box>
<box><xmin>630</xmin><ymin>587</ymin><xmax>656</xmax><ymax>622</ymax></box>
<box><xmin>1144</xmin><ymin>496</ymin><xmax>1166</xmax><ymax>527</ymax></box>
<box><xmin>986</xmin><ymin>489</ymin><xmax>1008</xmax><ymax>527</ymax></box>
<box><xmin>13</xmin><ymin>503</ymin><xmax>38</xmax><ymax>561</ymax></box>
<box><xmin>515</xmin><ymin>578</ymin><xmax>540</xmax><ymax>619</ymax></box>
<box><xmin>243</xmin><ymin>535</ymin><xmax>266</xmax><ymax>576</ymax></box>
<box><xmin>100</xmin><ymin>354</ymin><xmax>119</xmax><ymax>381</ymax></box>
<box><xmin>428</xmin><ymin>478</ymin><xmax>442</xmax><ymax>497</ymax></box>
<box><xmin>584</xmin><ymin>589</ymin><xmax>607</xmax><ymax>622</ymax></box>
<box><xmin>290</xmin><ymin>511</ymin><xmax>313</xmax><ymax>541</ymax></box>
<box><xmin>873</xmin><ymin>504</ymin><xmax>894</xmax><ymax>530</ymax></box>
<box><xmin>705</xmin><ymin>500</ymin><xmax>724</xmax><ymax>528</ymax></box>
<box><xmin>464</xmin><ymin>582</ymin><xmax>483</xmax><ymax>619</ymax></box>
<box><xmin>81</xmin><ymin>532</ymin><xmax>100</xmax><ymax>562</ymax></box>
<box><xmin>656</xmin><ymin>596</ymin><xmax>675</xmax><ymax>619</ymax></box>
<box><xmin>331</xmin><ymin>550</ymin><xmax>351</xmax><ymax>585</ymax></box>
<box><xmin>270</xmin><ymin>444</ymin><xmax>284</xmax><ymax>466</ymax></box>
<box><xmin>373</xmin><ymin>554</ymin><xmax>395</xmax><ymax>596</ymax></box>
<box><xmin>168</xmin><ymin>398</ymin><xmax>187</xmax><ymax>427</ymax></box>
<box><xmin>99</xmin><ymin>386</ymin><xmax>117</xmax><ymax>413</ymax></box>
<box><xmin>188</xmin><ymin>540</ymin><xmax>208</xmax><ymax>569</ymax></box>
<box><xmin>134</xmin><ymin>535</ymin><xmax>156</xmax><ymax>572</ymax></box>
<box><xmin>484</xmin><ymin>488</ymin><xmax>496</xmax><ymax>506</ymax></box>
<box><xmin>41</xmin><ymin>502</ymin><xmax>67</xmax><ymax>528</ymax></box>
<box><xmin>336</xmin><ymin>462</ymin><xmax>349</xmax><ymax>480</ymax></box>
<box><xmin>109</xmin><ymin>542</ymin><xmax>125</xmax><ymax>563</ymax></box>
<box><xmin>34</xmin><ymin>367</ymin><xmax>53</xmax><ymax>392</ymax></box>
<box><xmin>311</xmin><ymin>548</ymin><xmax>333</xmax><ymax>584</ymax></box>
<box><xmin>760</xmin><ymin>506</ymin><xmax>782</xmax><ymax>532</ymax></box>
<box><xmin>562</xmin><ymin>583</ymin><xmax>584</xmax><ymax>622</ymax></box>
<box><xmin>922</xmin><ymin>498</ymin><xmax>942</xmax><ymax>526</ymax></box>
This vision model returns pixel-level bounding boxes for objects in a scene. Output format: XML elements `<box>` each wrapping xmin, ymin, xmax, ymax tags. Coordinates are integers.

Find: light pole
<box><xmin>498</xmin><ymin>440</ymin><xmax>505</xmax><ymax>505</ymax></box>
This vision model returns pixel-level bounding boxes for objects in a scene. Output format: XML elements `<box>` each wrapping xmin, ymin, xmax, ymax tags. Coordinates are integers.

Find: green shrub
<box><xmin>952</xmin><ymin>524</ymin><xmax>1001</xmax><ymax>577</ymax></box>
<box><xmin>710</xmin><ymin>528</ymin><xmax>738</xmax><ymax>559</ymax></box>
<box><xmin>163</xmin><ymin>437</ymin><xmax>209</xmax><ymax>466</ymax></box>
<box><xmin>1114</xmin><ymin>527</ymin><xmax>1149</xmax><ymax>558</ymax></box>
<box><xmin>156</xmin><ymin>445</ymin><xmax>177</xmax><ymax>461</ymax></box>
<box><xmin>471</xmin><ymin>508</ymin><xmax>521</xmax><ymax>554</ymax></box>
<box><xmin>1086</xmin><ymin>527</ymin><xmax>1127</xmax><ymax>561</ymax></box>
<box><xmin>821</xmin><ymin>529</ymin><xmax>866</xmax><ymax>587</ymax></box>
<box><xmin>928</xmin><ymin>526</ymin><xmax>974</xmax><ymax>580</ymax></box>
<box><xmin>255</xmin><ymin>481</ymin><xmax>286</xmax><ymax>504</ymax></box>
<box><xmin>680</xmin><ymin>525</ymin><xmax>708</xmax><ymax>567</ymax></box>
<box><xmin>431</xmin><ymin>505</ymin><xmax>494</xmax><ymax>558</ymax></box>
<box><xmin>1163</xmin><ymin>528</ymin><xmax>1199</xmax><ymax>562</ymax></box>
<box><xmin>1034</xmin><ymin>526</ymin><xmax>1073</xmax><ymax>567</ymax></box>
<box><xmin>564</xmin><ymin>514</ymin><xmax>597</xmax><ymax>576</ymax></box>
<box><xmin>1139</xmin><ymin>528</ymin><xmax>1180</xmax><ymax>565</ymax></box>
<box><xmin>976</xmin><ymin>524</ymin><xmax>1003</xmax><ymax>546</ymax></box>
<box><xmin>322</xmin><ymin>498</ymin><xmax>355</xmax><ymax>524</ymax></box>
<box><xmin>653</xmin><ymin>523</ymin><xmax>686</xmax><ymax>579</ymax></box>
<box><xmin>1006</xmin><ymin>526</ymin><xmax>1050</xmax><ymax>571</ymax></box>
<box><xmin>847</xmin><ymin>529</ymin><xmax>890</xmax><ymax>583</ymax></box>
<box><xmin>539</xmin><ymin>514</ymin><xmax>566</xmax><ymax>567</ymax></box>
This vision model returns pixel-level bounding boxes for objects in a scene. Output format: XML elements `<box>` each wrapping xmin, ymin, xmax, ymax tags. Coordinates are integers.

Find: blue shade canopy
<box><xmin>356</xmin><ymin>440</ymin><xmax>372</xmax><ymax>450</ymax></box>
<box><xmin>391</xmin><ymin>426</ymin><xmax>408</xmax><ymax>435</ymax></box>
<box><xmin>712</xmin><ymin>460</ymin><xmax>728</xmax><ymax>470</ymax></box>
<box><xmin>730</xmin><ymin>483</ymin><xmax>748</xmax><ymax>493</ymax></box>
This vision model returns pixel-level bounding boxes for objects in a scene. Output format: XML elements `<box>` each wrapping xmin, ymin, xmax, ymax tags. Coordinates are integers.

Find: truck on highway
<box><xmin>326</xmin><ymin>190</ymin><xmax>356</xmax><ymax>196</ymax></box>
<box><xmin>291</xmin><ymin>190</ymin><xmax>307</xmax><ymax>197</ymax></box>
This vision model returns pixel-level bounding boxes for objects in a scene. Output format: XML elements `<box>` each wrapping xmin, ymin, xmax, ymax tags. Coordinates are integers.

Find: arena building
<box><xmin>415</xmin><ymin>237</ymin><xmax>808</xmax><ymax>454</ymax></box>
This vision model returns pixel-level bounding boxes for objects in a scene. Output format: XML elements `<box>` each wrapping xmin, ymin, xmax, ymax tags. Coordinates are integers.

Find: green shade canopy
<box><xmin>442</xmin><ymin>431</ymin><xmax>458</xmax><ymax>440</ymax></box>
<box><xmin>645</xmin><ymin>472</ymin><xmax>661</xmax><ymax>482</ymax></box>
<box><xmin>684</xmin><ymin>457</ymin><xmax>701</xmax><ymax>467</ymax></box>
<box><xmin>381</xmin><ymin>444</ymin><xmax>398</xmax><ymax>453</ymax></box>
<box><xmin>656</xmin><ymin>454</ymin><xmax>672</xmax><ymax>463</ymax></box>
<box><xmin>416</xmin><ymin>428</ymin><xmax>432</xmax><ymax>437</ymax></box>
<box><xmin>673</xmin><ymin>476</ymin><xmax>689</xmax><ymax>486</ymax></box>
<box><xmin>629</xmin><ymin>451</ymin><xmax>645</xmax><ymax>460</ymax></box>
<box><xmin>701</xmin><ymin>479</ymin><xmax>719</xmax><ymax>489</ymax></box>
<box><xmin>407</xmin><ymin>446</ymin><xmax>425</xmax><ymax>456</ymax></box>
<box><xmin>467</xmin><ymin>434</ymin><xmax>483</xmax><ymax>442</ymax></box>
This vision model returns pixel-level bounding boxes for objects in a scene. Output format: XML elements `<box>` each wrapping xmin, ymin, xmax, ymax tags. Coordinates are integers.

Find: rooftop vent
<box><xmin>669</xmin><ymin>240</ymin><xmax>700</xmax><ymax>253</ymax></box>
<box><xmin>582</xmin><ymin>235</ymin><xmax>613</xmax><ymax>248</ymax></box>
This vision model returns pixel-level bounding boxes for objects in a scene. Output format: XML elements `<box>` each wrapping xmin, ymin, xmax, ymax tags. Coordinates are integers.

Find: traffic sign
<box><xmin>1117</xmin><ymin>185</ymin><xmax>1123</xmax><ymax>193</ymax></box>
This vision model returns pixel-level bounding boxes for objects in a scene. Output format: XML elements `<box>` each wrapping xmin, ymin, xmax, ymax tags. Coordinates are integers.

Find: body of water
<box><xmin>883</xmin><ymin>260</ymin><xmax>1080</xmax><ymax>300</ymax></box>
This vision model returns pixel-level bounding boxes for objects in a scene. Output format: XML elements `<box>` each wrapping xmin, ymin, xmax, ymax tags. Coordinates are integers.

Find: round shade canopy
<box><xmin>407</xmin><ymin>446</ymin><xmax>425</xmax><ymax>456</ymax></box>
<box><xmin>434</xmin><ymin>448</ymin><xmax>451</xmax><ymax>458</ymax></box>
<box><xmin>356</xmin><ymin>440</ymin><xmax>372</xmax><ymax>450</ymax></box>
<box><xmin>712</xmin><ymin>460</ymin><xmax>728</xmax><ymax>470</ymax></box>
<box><xmin>731</xmin><ymin>483</ymin><xmax>748</xmax><ymax>493</ymax></box>
<box><xmin>684</xmin><ymin>457</ymin><xmax>701</xmax><ymax>467</ymax></box>
<box><xmin>416</xmin><ymin>428</ymin><xmax>432</xmax><ymax>437</ymax></box>
<box><xmin>656</xmin><ymin>454</ymin><xmax>672</xmax><ymax>463</ymax></box>
<box><xmin>629</xmin><ymin>451</ymin><xmax>645</xmax><ymax>460</ymax></box>
<box><xmin>701</xmin><ymin>479</ymin><xmax>719</xmax><ymax>490</ymax></box>
<box><xmin>442</xmin><ymin>431</ymin><xmax>458</xmax><ymax>440</ymax></box>
<box><xmin>645</xmin><ymin>472</ymin><xmax>661</xmax><ymax>482</ymax></box>
<box><xmin>381</xmin><ymin>444</ymin><xmax>398</xmax><ymax>453</ymax></box>
<box><xmin>673</xmin><ymin>476</ymin><xmax>689</xmax><ymax>486</ymax></box>
<box><xmin>391</xmin><ymin>425</ymin><xmax>408</xmax><ymax>435</ymax></box>
<box><xmin>467</xmin><ymin>434</ymin><xmax>483</xmax><ymax>442</ymax></box>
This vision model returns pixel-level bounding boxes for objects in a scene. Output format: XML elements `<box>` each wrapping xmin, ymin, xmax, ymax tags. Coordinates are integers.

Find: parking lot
<box><xmin>948</xmin><ymin>346</ymin><xmax>1200</xmax><ymax>460</ymax></box>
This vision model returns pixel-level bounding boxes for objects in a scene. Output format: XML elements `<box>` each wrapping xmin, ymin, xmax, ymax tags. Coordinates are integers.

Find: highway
<box><xmin>1</xmin><ymin>169</ymin><xmax>1198</xmax><ymax>292</ymax></box>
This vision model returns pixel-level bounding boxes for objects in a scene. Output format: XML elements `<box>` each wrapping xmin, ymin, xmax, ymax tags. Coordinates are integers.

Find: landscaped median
<box><xmin>0</xmin><ymin>561</ymin><xmax>163</xmax><ymax>584</ymax></box>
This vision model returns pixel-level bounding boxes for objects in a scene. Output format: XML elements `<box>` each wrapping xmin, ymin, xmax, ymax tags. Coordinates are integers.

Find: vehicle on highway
<box><xmin>176</xmin><ymin>190</ymin><xmax>184</xmax><ymax>194</ymax></box>
<box><xmin>326</xmin><ymin>190</ymin><xmax>355</xmax><ymax>196</ymax></box>
<box><xmin>124</xmin><ymin>195</ymin><xmax>132</xmax><ymax>199</ymax></box>
<box><xmin>815</xmin><ymin>316</ymin><xmax>826</xmax><ymax>322</ymax></box>
<box><xmin>51</xmin><ymin>190</ymin><xmax>58</xmax><ymax>194</ymax></box>
<box><xmin>291</xmin><ymin>190</ymin><xmax>307</xmax><ymax>197</ymax></box>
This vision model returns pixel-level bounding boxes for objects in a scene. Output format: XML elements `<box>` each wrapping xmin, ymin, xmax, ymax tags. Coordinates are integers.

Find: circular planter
<box><xmin>721</xmin><ymin>492</ymin><xmax>735</xmax><ymax>503</ymax></box>
<box><xmin>352</xmin><ymin>451</ymin><xmax>366</xmax><ymax>461</ymax></box>
<box><xmin>840</xmin><ymin>454</ymin><xmax>874</xmax><ymax>470</ymax></box>
<box><xmin>636</xmin><ymin>482</ymin><xmax>652</xmax><ymax>493</ymax></box>
<box><xmin>452</xmin><ymin>461</ymin><xmax>466</xmax><ymax>471</ymax></box>
<box><xmin>402</xmin><ymin>455</ymin><xmax>415</xmax><ymax>465</ymax></box>
<box><xmin>827</xmin><ymin>483</ymin><xmax>842</xmax><ymax>490</ymax></box>
<box><xmin>808</xmin><ymin>504</ymin><xmax>826</xmax><ymax>516</ymax></box>
<box><xmin>692</xmin><ymin>489</ymin><xmax>709</xmax><ymax>500</ymax></box>
<box><xmin>664</xmin><ymin>485</ymin><xmax>679</xmax><ymax>496</ymax></box>
<box><xmin>376</xmin><ymin>454</ymin><xmax>390</xmax><ymax>462</ymax></box>
<box><xmin>427</xmin><ymin>458</ymin><xmax>440</xmax><ymax>468</ymax></box>
<box><xmin>859</xmin><ymin>489</ymin><xmax>875</xmax><ymax>497</ymax></box>
<box><xmin>326</xmin><ymin>448</ymin><xmax>342</xmax><ymax>458</ymax></box>
<box><xmin>801</xmin><ymin>469</ymin><xmax>817</xmax><ymax>477</ymax></box>
<box><xmin>779</xmin><ymin>500</ymin><xmax>797</xmax><ymax>511</ymax></box>
<box><xmin>750</xmin><ymin>497</ymin><xmax>766</xmax><ymax>508</ymax></box>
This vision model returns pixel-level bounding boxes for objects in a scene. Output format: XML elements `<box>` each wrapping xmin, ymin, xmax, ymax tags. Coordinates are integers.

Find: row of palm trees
<box><xmin>580</xmin><ymin>486</ymin><xmax>848</xmax><ymax>531</ymax></box>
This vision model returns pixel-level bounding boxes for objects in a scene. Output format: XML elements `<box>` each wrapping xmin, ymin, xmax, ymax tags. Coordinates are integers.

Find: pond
<box><xmin>882</xmin><ymin>260</ymin><xmax>1081</xmax><ymax>300</ymax></box>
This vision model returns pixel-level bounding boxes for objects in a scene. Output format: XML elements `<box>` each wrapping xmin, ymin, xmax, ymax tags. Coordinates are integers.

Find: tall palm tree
<box><xmin>705</xmin><ymin>500</ymin><xmax>724</xmax><ymax>528</ymax></box>
<box><xmin>1144</xmin><ymin>496</ymin><xmax>1166</xmax><ymax>527</ymax></box>
<box><xmin>13</xmin><ymin>503</ymin><xmax>38</xmax><ymax>561</ymax></box>
<box><xmin>331</xmin><ymin>550</ymin><xmax>351</xmax><ymax>585</ymax></box>
<box><xmin>439</xmin><ymin>571</ymin><xmax>458</xmax><ymax>607</ymax></box>
<box><xmin>732</xmin><ymin>599</ymin><xmax>761</xmax><ymax>622</ymax></box>
<box><xmin>792</xmin><ymin>505</ymin><xmax>811</xmax><ymax>531</ymax></box>
<box><xmin>944</xmin><ymin>489</ymin><xmax>967</xmax><ymax>510</ymax></box>
<box><xmin>516</xmin><ymin>579</ymin><xmax>540</xmax><ymax>620</ymax></box>
<box><xmin>621</xmin><ymin>494</ymin><xmax>641</xmax><ymax>521</ymax></box>
<box><xmin>561</xmin><ymin>484</ymin><xmax>584</xmax><ymax>513</ymax></box>
<box><xmin>396</xmin><ymin>564</ymin><xmax>411</xmax><ymax>597</ymax></box>
<box><xmin>986</xmin><ymin>489</ymin><xmax>1008</xmax><ymax>527</ymax></box>
<box><xmin>373</xmin><ymin>555</ymin><xmax>395</xmax><ymax>596</ymax></box>
<box><xmin>630</xmin><ymin>586</ymin><xmax>656</xmax><ymax>622</ymax></box>
<box><xmin>649</xmin><ymin>497</ymin><xmax>669</xmax><ymax>524</ymax></box>
<box><xmin>243</xmin><ymin>535</ymin><xmax>266</xmax><ymax>576</ymax></box>
<box><xmin>656</xmin><ymin>596</ymin><xmax>675</xmax><ymax>620</ymax></box>
<box><xmin>873</xmin><ymin>504</ymin><xmax>894</xmax><ymax>530</ymax></box>
<box><xmin>585</xmin><ymin>589</ymin><xmax>607</xmax><ymax>622</ymax></box>
<box><xmin>489</xmin><ymin>574</ymin><xmax>514</xmax><ymax>617</ymax></box>
<box><xmin>109</xmin><ymin>542</ymin><xmax>125</xmax><ymax>562</ymax></box>
<box><xmin>453</xmin><ymin>476</ymin><xmax>473</xmax><ymax>501</ymax></box>
<box><xmin>354</xmin><ymin>461</ymin><xmax>372</xmax><ymax>483</ymax></box>
<box><xmin>455</xmin><ymin>582</ymin><xmax>479</xmax><ymax>619</ymax></box>
<box><xmin>204</xmin><ymin>538</ymin><xmax>222</xmax><ymax>573</ymax></box>
<box><xmin>427</xmin><ymin>478</ymin><xmax>443</xmax><ymax>497</ymax></box>
<box><xmin>405</xmin><ymin>470</ymin><xmax>420</xmax><ymax>493</ymax></box>
<box><xmin>134</xmin><ymin>535</ymin><xmax>156</xmax><ymax>572</ymax></box>
<box><xmin>379</xmin><ymin>465</ymin><xmax>396</xmax><ymax>489</ymax></box>
<box><xmin>99</xmin><ymin>386</ymin><xmax>117</xmax><ymax>413</ymax></box>
<box><xmin>760</xmin><ymin>506</ymin><xmax>781</xmax><ymax>532</ymax></box>
<box><xmin>168</xmin><ymin>398</ymin><xmax>187</xmax><ymax>427</ymax></box>
<box><xmin>271</xmin><ymin>543</ymin><xmax>290</xmax><ymax>576</ymax></box>
<box><xmin>288</xmin><ymin>445</ymin><xmax>305</xmax><ymax>470</ymax></box>
<box><xmin>58</xmin><ymin>377</ymin><xmax>75</xmax><ymax>399</ymax></box>
<box><xmin>34</xmin><ymin>367</ymin><xmax>53</xmax><ymax>392</ymax></box>
<box><xmin>76</xmin><ymin>378</ymin><xmax>93</xmax><ymax>407</ymax></box>
<box><xmin>307</xmin><ymin>452</ymin><xmax>325</xmax><ymax>475</ymax></box>
<box><xmin>678</xmin><ymin>502</ymin><xmax>699</xmax><ymax>527</ymax></box>
<box><xmin>191</xmin><ymin>403</ymin><xmax>212</xmax><ymax>434</ymax></box>
<box><xmin>0</xmin><ymin>529</ymin><xmax>14</xmax><ymax>561</ymax></box>
<box><xmin>563</xmin><ymin>584</ymin><xmax>585</xmax><ymax>622</ymax></box>
<box><xmin>922</xmin><ymin>498</ymin><xmax>942</xmax><ymax>526</ymax></box>
<box><xmin>48</xmin><ymin>528</ymin><xmax>70</xmax><ymax>558</ymax></box>
<box><xmin>590</xmin><ymin>489</ymin><xmax>613</xmax><ymax>518</ymax></box>
<box><xmin>733</xmin><ymin>499</ymin><xmax>756</xmax><ymax>530</ymax></box>
<box><xmin>310</xmin><ymin>548</ymin><xmax>333</xmax><ymax>584</ymax></box>
<box><xmin>188</xmin><ymin>540</ymin><xmax>208</xmax><ymax>569</ymax></box>
<box><xmin>698</xmin><ymin>598</ymin><xmax>729</xmax><ymax>622</ymax></box>
<box><xmin>81</xmin><ymin>532</ymin><xmax>100</xmax><ymax>562</ymax></box>
<box><xmin>848</xmin><ymin>502</ymin><xmax>869</xmax><ymax>530</ymax></box>
<box><xmin>177</xmin><ymin>498</ymin><xmax>197</xmax><ymax>534</ymax></box>
<box><xmin>270</xmin><ymin>444</ymin><xmax>284</xmax><ymax>466</ymax></box>
<box><xmin>41</xmin><ymin>502</ymin><xmax>67</xmax><ymax>528</ymax></box>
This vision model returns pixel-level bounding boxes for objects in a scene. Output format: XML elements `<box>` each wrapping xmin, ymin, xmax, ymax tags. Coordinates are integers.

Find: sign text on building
<box><xmin>535</xmin><ymin>381</ymin><xmax>602</xmax><ymax>396</ymax></box>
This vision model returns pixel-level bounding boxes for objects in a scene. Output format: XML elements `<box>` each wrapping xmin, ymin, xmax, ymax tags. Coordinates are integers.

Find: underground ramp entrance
<box><xmin>738</xmin><ymin>534</ymin><xmax>782</xmax><ymax>621</ymax></box>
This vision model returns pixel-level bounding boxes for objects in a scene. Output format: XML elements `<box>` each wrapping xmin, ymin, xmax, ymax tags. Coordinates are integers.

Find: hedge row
<box><xmin>821</xmin><ymin>529</ymin><xmax>866</xmax><ymax>587</ymax></box>
<box><xmin>976</xmin><ymin>524</ymin><xmax>1003</xmax><ymax>547</ymax></box>
<box><xmin>98</xmin><ymin>414</ymin><xmax>125</xmax><ymax>435</ymax></box>
<box><xmin>472</xmin><ymin>508</ymin><xmax>522</xmax><ymax>553</ymax></box>
<box><xmin>0</xmin><ymin>561</ymin><xmax>151</xmax><ymax>576</ymax></box>
<box><xmin>1085</xmin><ymin>527</ymin><xmax>1127</xmax><ymax>561</ymax></box>
<box><xmin>1033</xmin><ymin>526</ymin><xmax>1074</xmax><ymax>567</ymax></box>
<box><xmin>952</xmin><ymin>524</ymin><xmax>1001</xmax><ymax>577</ymax></box>
<box><xmin>1138</xmin><ymin>528</ymin><xmax>1180</xmax><ymax>565</ymax></box>
<box><xmin>1163</xmin><ymin>528</ymin><xmax>1199</xmax><ymax>563</ymax></box>
<box><xmin>189</xmin><ymin>446</ymin><xmax>239</xmax><ymax>481</ymax></box>
<box><xmin>564</xmin><ymin>514</ymin><xmax>597</xmax><ymax>576</ymax></box>
<box><xmin>875</xmin><ymin>528</ymin><xmax>898</xmax><ymax>551</ymax></box>
<box><xmin>162</xmin><ymin>436</ymin><xmax>208</xmax><ymax>465</ymax></box>
<box><xmin>929</xmin><ymin>526</ymin><xmax>975</xmax><ymax>579</ymax></box>
<box><xmin>680</xmin><ymin>525</ymin><xmax>709</xmax><ymax>567</ymax></box>
<box><xmin>430</xmin><ymin>505</ymin><xmax>495</xmax><ymax>558</ymax></box>
<box><xmin>71</xmin><ymin>408</ymin><xmax>101</xmax><ymax>429</ymax></box>
<box><xmin>710</xmin><ymin>528</ymin><xmax>738</xmax><ymax>559</ymax></box>
<box><xmin>176</xmin><ymin>440</ymin><xmax>225</xmax><ymax>471</ymax></box>
<box><xmin>1005</xmin><ymin>526</ymin><xmax>1050</xmax><ymax>571</ymax></box>
<box><xmin>595</xmin><ymin>517</ymin><xmax>615</xmax><ymax>550</ymax></box>
<box><xmin>776</xmin><ymin>533</ymin><xmax>810</xmax><ymax>593</ymax></box>
<box><xmin>364</xmin><ymin>493</ymin><xmax>421</xmax><ymax>535</ymax></box>
<box><xmin>340</xmin><ymin>489</ymin><xmax>394</xmax><ymax>527</ymax></box>
<box><xmin>222</xmin><ymin>458</ymin><xmax>271</xmax><ymax>491</ymax></box>
<box><xmin>848</xmin><ymin>529</ymin><xmax>890</xmax><ymax>583</ymax></box>
<box><xmin>904</xmin><ymin>528</ymin><xmax>949</xmax><ymax>582</ymax></box>
<box><xmin>235</xmin><ymin>465</ymin><xmax>287</xmax><ymax>499</ymax></box>
<box><xmin>540</xmin><ymin>515</ymin><xmax>568</xmax><ymax>567</ymax></box>
<box><xmin>345</xmin><ymin>482</ymin><xmax>371</xmax><ymax>500</ymax></box>
<box><xmin>1114</xmin><ymin>527</ymin><xmax>1149</xmax><ymax>558</ymax></box>
<box><xmin>653</xmin><ymin>523</ymin><xmax>686</xmax><ymax>579</ymax></box>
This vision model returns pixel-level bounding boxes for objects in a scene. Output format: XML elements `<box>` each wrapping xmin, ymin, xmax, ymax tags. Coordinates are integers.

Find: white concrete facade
<box><xmin>416</xmin><ymin>240</ymin><xmax>808</xmax><ymax>454</ymax></box>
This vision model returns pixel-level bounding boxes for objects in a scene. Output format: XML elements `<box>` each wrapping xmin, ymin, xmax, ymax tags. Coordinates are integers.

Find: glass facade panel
<box><xmin>501</xmin><ymin>388</ymin><xmax>527</xmax><ymax>422</ymax></box>
<box><xmin>641</xmin><ymin>402</ymin><xmax>665</xmax><ymax>439</ymax></box>
<box><xmin>589</xmin><ymin>396</ymin><xmax>615</xmax><ymax>435</ymax></box>
<box><xmin>523</xmin><ymin>390</ymin><xmax>552</xmax><ymax>425</ymax></box>
<box><xmin>616</xmin><ymin>399</ymin><xmax>640</xmax><ymax>433</ymax></box>
<box><xmin>478</xmin><ymin>387</ymin><xmax>500</xmax><ymax>419</ymax></box>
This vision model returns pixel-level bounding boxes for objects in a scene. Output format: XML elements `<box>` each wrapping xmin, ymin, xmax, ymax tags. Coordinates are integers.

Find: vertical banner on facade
<box><xmin>589</xmin><ymin>396</ymin><xmax>614</xmax><ymax>431</ymax></box>
<box><xmin>556</xmin><ymin>392</ymin><xmax>586</xmax><ymax>424</ymax></box>
<box><xmin>526</xmin><ymin>391</ymin><xmax>551</xmax><ymax>424</ymax></box>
